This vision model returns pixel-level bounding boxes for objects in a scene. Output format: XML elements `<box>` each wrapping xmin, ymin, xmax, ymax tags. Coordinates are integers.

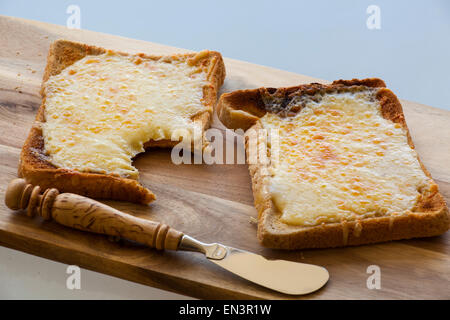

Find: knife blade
<box><xmin>179</xmin><ymin>235</ymin><xmax>329</xmax><ymax>295</ymax></box>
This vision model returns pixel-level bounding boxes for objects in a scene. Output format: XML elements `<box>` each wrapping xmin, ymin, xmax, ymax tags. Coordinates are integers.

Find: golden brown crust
<box><xmin>217</xmin><ymin>89</ymin><xmax>265</xmax><ymax>131</ymax></box>
<box><xmin>19</xmin><ymin>40</ymin><xmax>225</xmax><ymax>204</ymax></box>
<box><xmin>218</xmin><ymin>78</ymin><xmax>450</xmax><ymax>249</ymax></box>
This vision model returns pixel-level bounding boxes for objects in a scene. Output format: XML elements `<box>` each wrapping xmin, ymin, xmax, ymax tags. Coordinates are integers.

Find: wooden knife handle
<box><xmin>4</xmin><ymin>178</ymin><xmax>183</xmax><ymax>250</ymax></box>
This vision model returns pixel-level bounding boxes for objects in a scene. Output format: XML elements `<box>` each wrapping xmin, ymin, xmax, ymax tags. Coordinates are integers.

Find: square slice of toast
<box><xmin>217</xmin><ymin>78</ymin><xmax>449</xmax><ymax>249</ymax></box>
<box><xmin>19</xmin><ymin>40</ymin><xmax>225</xmax><ymax>204</ymax></box>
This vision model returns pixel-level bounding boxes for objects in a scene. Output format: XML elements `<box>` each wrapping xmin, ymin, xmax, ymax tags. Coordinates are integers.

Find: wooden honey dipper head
<box><xmin>5</xmin><ymin>178</ymin><xmax>59</xmax><ymax>220</ymax></box>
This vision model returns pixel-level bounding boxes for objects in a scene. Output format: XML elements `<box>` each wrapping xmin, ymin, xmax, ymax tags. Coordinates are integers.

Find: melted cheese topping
<box><xmin>42</xmin><ymin>51</ymin><xmax>207</xmax><ymax>178</ymax></box>
<box><xmin>260</xmin><ymin>90</ymin><xmax>431</xmax><ymax>226</ymax></box>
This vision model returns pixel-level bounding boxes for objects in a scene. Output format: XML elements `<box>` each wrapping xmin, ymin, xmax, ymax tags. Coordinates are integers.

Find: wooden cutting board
<box><xmin>0</xmin><ymin>15</ymin><xmax>449</xmax><ymax>300</ymax></box>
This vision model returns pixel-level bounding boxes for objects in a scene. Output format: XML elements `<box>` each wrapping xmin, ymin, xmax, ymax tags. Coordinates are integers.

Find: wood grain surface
<box><xmin>0</xmin><ymin>15</ymin><xmax>449</xmax><ymax>299</ymax></box>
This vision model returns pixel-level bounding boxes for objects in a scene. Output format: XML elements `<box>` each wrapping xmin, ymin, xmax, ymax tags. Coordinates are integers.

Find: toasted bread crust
<box><xmin>218</xmin><ymin>78</ymin><xmax>450</xmax><ymax>249</ymax></box>
<box><xmin>19</xmin><ymin>40</ymin><xmax>225</xmax><ymax>204</ymax></box>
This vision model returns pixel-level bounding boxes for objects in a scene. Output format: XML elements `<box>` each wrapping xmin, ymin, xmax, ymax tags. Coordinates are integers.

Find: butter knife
<box><xmin>5</xmin><ymin>178</ymin><xmax>329</xmax><ymax>296</ymax></box>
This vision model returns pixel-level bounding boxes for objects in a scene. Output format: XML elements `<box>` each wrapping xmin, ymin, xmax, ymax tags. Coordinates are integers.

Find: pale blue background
<box><xmin>1</xmin><ymin>0</ymin><xmax>449</xmax><ymax>110</ymax></box>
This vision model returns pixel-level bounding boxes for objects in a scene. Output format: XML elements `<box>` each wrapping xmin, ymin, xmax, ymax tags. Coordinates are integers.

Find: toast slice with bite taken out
<box><xmin>19</xmin><ymin>40</ymin><xmax>225</xmax><ymax>204</ymax></box>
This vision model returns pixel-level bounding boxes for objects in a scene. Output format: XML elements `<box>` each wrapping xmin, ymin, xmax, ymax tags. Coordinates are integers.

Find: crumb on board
<box><xmin>26</xmin><ymin>66</ymin><xmax>37</xmax><ymax>74</ymax></box>
<box><xmin>249</xmin><ymin>216</ymin><xmax>258</xmax><ymax>225</ymax></box>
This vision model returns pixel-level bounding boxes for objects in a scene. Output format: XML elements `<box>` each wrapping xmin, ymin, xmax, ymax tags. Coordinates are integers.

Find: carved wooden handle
<box><xmin>4</xmin><ymin>179</ymin><xmax>183</xmax><ymax>250</ymax></box>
